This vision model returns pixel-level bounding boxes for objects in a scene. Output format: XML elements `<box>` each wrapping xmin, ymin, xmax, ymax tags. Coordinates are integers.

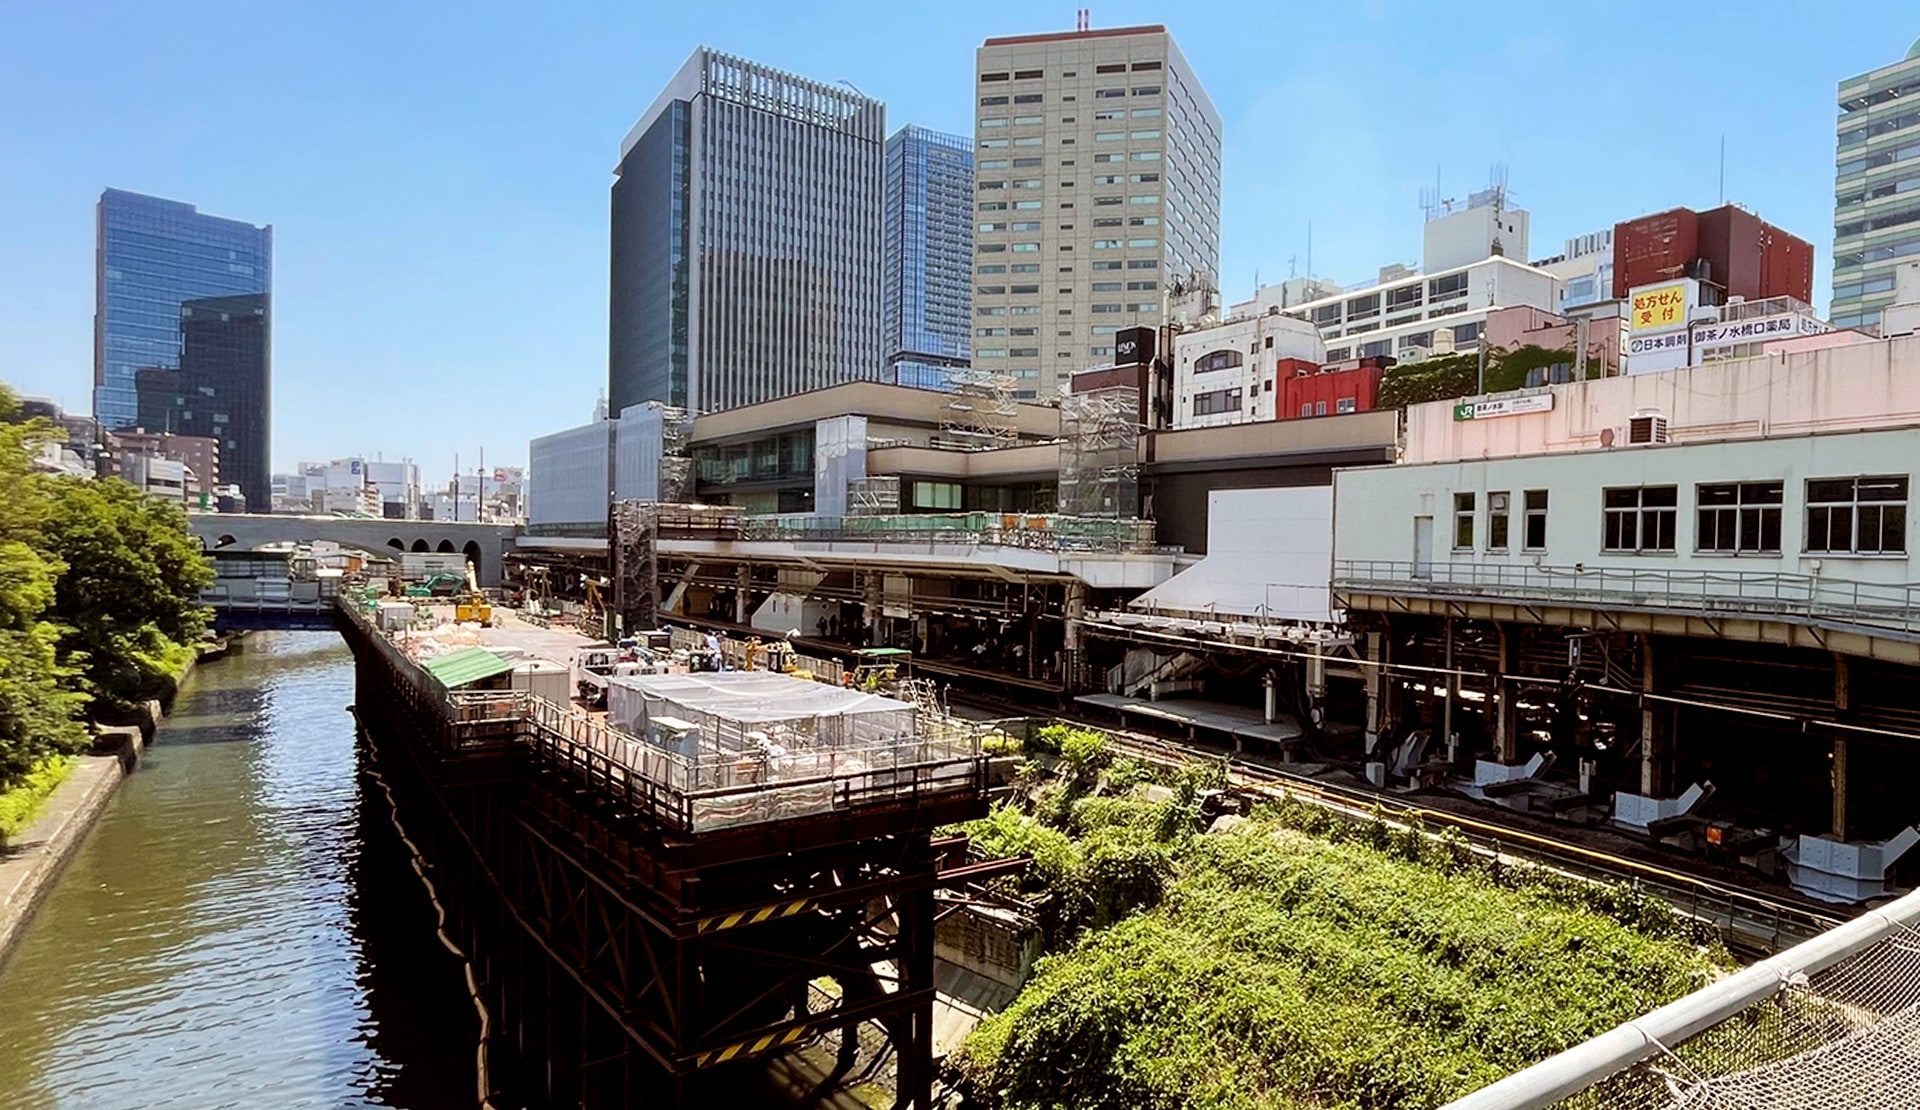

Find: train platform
<box><xmin>1074</xmin><ymin>692</ymin><xmax>1304</xmax><ymax>749</ymax></box>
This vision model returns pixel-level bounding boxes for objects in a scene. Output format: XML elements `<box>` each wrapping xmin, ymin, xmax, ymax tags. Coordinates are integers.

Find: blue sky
<box><xmin>0</xmin><ymin>1</ymin><xmax>1909</xmax><ymax>484</ymax></box>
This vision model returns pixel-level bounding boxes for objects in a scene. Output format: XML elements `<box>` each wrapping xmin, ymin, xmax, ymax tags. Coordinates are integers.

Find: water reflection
<box><xmin>0</xmin><ymin>633</ymin><xmax>472</xmax><ymax>1109</ymax></box>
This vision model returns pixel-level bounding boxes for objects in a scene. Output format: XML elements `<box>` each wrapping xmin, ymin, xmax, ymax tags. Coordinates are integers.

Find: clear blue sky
<box><xmin>0</xmin><ymin>1</ymin><xmax>1910</xmax><ymax>484</ymax></box>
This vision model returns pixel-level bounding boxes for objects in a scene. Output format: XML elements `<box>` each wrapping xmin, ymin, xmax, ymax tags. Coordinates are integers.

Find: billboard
<box><xmin>1629</xmin><ymin>281</ymin><xmax>1692</xmax><ymax>333</ymax></box>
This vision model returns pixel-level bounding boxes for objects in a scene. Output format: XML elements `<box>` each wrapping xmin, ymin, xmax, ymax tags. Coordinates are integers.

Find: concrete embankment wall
<box><xmin>0</xmin><ymin>645</ymin><xmax>215</xmax><ymax>970</ymax></box>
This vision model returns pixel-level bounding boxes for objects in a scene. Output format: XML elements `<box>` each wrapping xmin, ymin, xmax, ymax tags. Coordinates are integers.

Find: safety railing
<box><xmin>1333</xmin><ymin>560</ymin><xmax>1920</xmax><ymax>635</ymax></box>
<box><xmin>737</xmin><ymin>512</ymin><xmax>1160</xmax><ymax>553</ymax></box>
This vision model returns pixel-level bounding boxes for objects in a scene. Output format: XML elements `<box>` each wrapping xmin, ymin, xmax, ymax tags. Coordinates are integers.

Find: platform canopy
<box><xmin>422</xmin><ymin>646</ymin><xmax>517</xmax><ymax>689</ymax></box>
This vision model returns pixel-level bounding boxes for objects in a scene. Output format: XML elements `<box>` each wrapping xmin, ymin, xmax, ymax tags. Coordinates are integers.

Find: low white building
<box><xmin>1281</xmin><ymin>254</ymin><xmax>1561</xmax><ymax>366</ymax></box>
<box><xmin>1170</xmin><ymin>311</ymin><xmax>1326</xmax><ymax>428</ymax></box>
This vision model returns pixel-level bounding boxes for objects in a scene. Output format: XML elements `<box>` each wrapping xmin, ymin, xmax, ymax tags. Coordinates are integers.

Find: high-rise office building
<box><xmin>1833</xmin><ymin>38</ymin><xmax>1920</xmax><ymax>330</ymax></box>
<box><xmin>974</xmin><ymin>24</ymin><xmax>1221</xmax><ymax>397</ymax></box>
<box><xmin>611</xmin><ymin>48</ymin><xmax>886</xmax><ymax>416</ymax></box>
<box><xmin>134</xmin><ymin>294</ymin><xmax>271</xmax><ymax>510</ymax></box>
<box><xmin>883</xmin><ymin>126</ymin><xmax>974</xmax><ymax>391</ymax></box>
<box><xmin>94</xmin><ymin>189</ymin><xmax>272</xmax><ymax>445</ymax></box>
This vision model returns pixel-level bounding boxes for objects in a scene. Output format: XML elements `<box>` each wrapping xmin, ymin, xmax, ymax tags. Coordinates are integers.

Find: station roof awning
<box><xmin>422</xmin><ymin>646</ymin><xmax>516</xmax><ymax>689</ymax></box>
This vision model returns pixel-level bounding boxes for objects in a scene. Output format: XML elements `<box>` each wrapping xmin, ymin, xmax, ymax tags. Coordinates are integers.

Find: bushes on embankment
<box><xmin>949</xmin><ymin>727</ymin><xmax>1727</xmax><ymax>1110</ymax></box>
<box><xmin>0</xmin><ymin>382</ymin><xmax>211</xmax><ymax>804</ymax></box>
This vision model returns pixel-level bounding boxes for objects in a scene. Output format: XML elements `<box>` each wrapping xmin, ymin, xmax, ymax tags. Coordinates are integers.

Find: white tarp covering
<box><xmin>606</xmin><ymin>670</ymin><xmax>916</xmax><ymax>748</ymax></box>
<box><xmin>1131</xmin><ymin>486</ymin><xmax>1333</xmax><ymax>621</ymax></box>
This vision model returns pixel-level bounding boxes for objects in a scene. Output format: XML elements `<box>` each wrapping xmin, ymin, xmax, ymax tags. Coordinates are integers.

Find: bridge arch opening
<box><xmin>215</xmin><ymin>534</ymin><xmax>238</xmax><ymax>548</ymax></box>
<box><xmin>387</xmin><ymin>538</ymin><xmax>405</xmax><ymax>551</ymax></box>
<box><xmin>462</xmin><ymin>540</ymin><xmax>483</xmax><ymax>573</ymax></box>
<box><xmin>411</xmin><ymin>539</ymin><xmax>430</xmax><ymax>553</ymax></box>
<box><xmin>435</xmin><ymin>539</ymin><xmax>456</xmax><ymax>554</ymax></box>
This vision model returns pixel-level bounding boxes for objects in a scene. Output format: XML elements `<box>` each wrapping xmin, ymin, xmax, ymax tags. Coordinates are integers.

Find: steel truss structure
<box><xmin>345</xmin><ymin>613</ymin><xmax>1006</xmax><ymax>1108</ymax></box>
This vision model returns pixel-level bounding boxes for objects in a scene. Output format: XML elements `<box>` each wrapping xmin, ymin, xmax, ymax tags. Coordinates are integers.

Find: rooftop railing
<box><xmin>1333</xmin><ymin>559</ymin><xmax>1920</xmax><ymax>636</ymax></box>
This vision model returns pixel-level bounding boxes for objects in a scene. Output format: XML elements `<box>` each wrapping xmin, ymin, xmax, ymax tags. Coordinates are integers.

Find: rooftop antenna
<box><xmin>1718</xmin><ymin>134</ymin><xmax>1726</xmax><ymax>205</ymax></box>
<box><xmin>1306</xmin><ymin>220</ymin><xmax>1312</xmax><ymax>277</ymax></box>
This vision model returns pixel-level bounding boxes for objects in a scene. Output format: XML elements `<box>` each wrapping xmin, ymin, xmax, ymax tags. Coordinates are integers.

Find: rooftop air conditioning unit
<box><xmin>1627</xmin><ymin>410</ymin><xmax>1670</xmax><ymax>445</ymax></box>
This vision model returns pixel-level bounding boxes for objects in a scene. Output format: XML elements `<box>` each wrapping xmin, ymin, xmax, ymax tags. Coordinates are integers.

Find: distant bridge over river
<box><xmin>189</xmin><ymin>513</ymin><xmax>519</xmax><ymax>585</ymax></box>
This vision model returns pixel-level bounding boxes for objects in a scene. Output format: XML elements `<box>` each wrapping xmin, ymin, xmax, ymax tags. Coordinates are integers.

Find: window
<box><xmin>1013</xmin><ymin>179</ymin><xmax>1041</xmax><ymax>189</ymax></box>
<box><xmin>1011</xmin><ymin>306</ymin><xmax>1038</xmax><ymax>315</ymax></box>
<box><xmin>1014</xmin><ymin>93</ymin><xmax>1043</xmax><ymax>103</ymax></box>
<box><xmin>1603</xmin><ymin>486</ymin><xmax>1678</xmax><ymax>552</ymax></box>
<box><xmin>1096</xmin><ymin>88</ymin><xmax>1126</xmax><ymax>99</ymax></box>
<box><xmin>1010</xmin><ymin>327</ymin><xmax>1037</xmax><ymax>336</ymax></box>
<box><xmin>1092</xmin><ymin>303</ymin><xmax>1122</xmax><ymax>313</ymax></box>
<box><xmin>1129</xmin><ymin>194</ymin><xmax>1159</xmax><ymax>205</ymax></box>
<box><xmin>979</xmin><ymin>221</ymin><xmax>1006</xmax><ymax>232</ymax></box>
<box><xmin>978</xmin><ymin>202</ymin><xmax>1007</xmax><ymax>212</ymax></box>
<box><xmin>1095</xmin><ymin>109</ymin><xmax>1124</xmax><ymax>121</ymax></box>
<box><xmin>1128</xmin><ymin>302</ymin><xmax>1158</xmax><ymax>313</ymax></box>
<box><xmin>1454</xmin><ymin>493</ymin><xmax>1476</xmax><ymax>550</ymax></box>
<box><xmin>1011</xmin><ymin>263</ymin><xmax>1039</xmax><ymax>273</ymax></box>
<box><xmin>1011</xmin><ymin>220</ymin><xmax>1041</xmax><ymax>231</ymax></box>
<box><xmin>1127</xmin><ymin>280</ymin><xmax>1157</xmax><ymax>291</ymax></box>
<box><xmin>1336</xmin><ymin>397</ymin><xmax>1357</xmax><ymax>415</ymax></box>
<box><xmin>978</xmin><ymin>306</ymin><xmax>1006</xmax><ymax>316</ymax></box>
<box><xmin>1299</xmin><ymin>403</ymin><xmax>1313</xmax><ymax>418</ymax></box>
<box><xmin>979</xmin><ymin>138</ymin><xmax>1007</xmax><ymax>148</ymax></box>
<box><xmin>1092</xmin><ymin>281</ymin><xmax>1122</xmax><ymax>291</ymax></box>
<box><xmin>1014</xmin><ymin>136</ymin><xmax>1044</xmax><ymax>146</ymax></box>
<box><xmin>979</xmin><ymin>180</ymin><xmax>1006</xmax><ymax>191</ymax></box>
<box><xmin>1009</xmin><ymin>347</ymin><xmax>1039</xmax><ymax>357</ymax></box>
<box><xmin>1094</xmin><ymin>239</ymin><xmax>1122</xmax><ymax>249</ymax></box>
<box><xmin>1129</xmin><ymin>216</ymin><xmax>1160</xmax><ymax>227</ymax></box>
<box><xmin>1193</xmin><ymin>388</ymin><xmax>1242</xmax><ymax>416</ymax></box>
<box><xmin>978</xmin><ymin>160</ymin><xmax>1009</xmax><ymax>171</ymax></box>
<box><xmin>1093</xmin><ymin>261</ymin><xmax>1122</xmax><ymax>271</ymax></box>
<box><xmin>1014</xmin><ymin>68</ymin><xmax>1042</xmax><ymax>79</ymax></box>
<box><xmin>977</xmin><ymin>327</ymin><xmax>1007</xmax><ymax>337</ymax></box>
<box><xmin>980</xmin><ymin>117</ymin><xmax>1008</xmax><ymax>128</ymax></box>
<box><xmin>1095</xmin><ymin>174</ymin><xmax>1123</xmax><ymax>185</ymax></box>
<box><xmin>1012</xmin><ymin>157</ymin><xmax>1042</xmax><ymax>168</ymax></box>
<box><xmin>1131</xmin><ymin>60</ymin><xmax>1162</xmax><ymax>71</ymax></box>
<box><xmin>1524</xmin><ymin>490</ymin><xmax>1549</xmax><ymax>549</ymax></box>
<box><xmin>1132</xmin><ymin>85</ymin><xmax>1161</xmax><ymax>96</ymax></box>
<box><xmin>1131</xmin><ymin>107</ymin><xmax>1161</xmax><ymax>117</ymax></box>
<box><xmin>1094</xmin><ymin>217</ymin><xmax>1123</xmax><ymax>227</ymax></box>
<box><xmin>913</xmin><ymin>480</ymin><xmax>962</xmax><ymax>510</ymax></box>
<box><xmin>977</xmin><ymin>264</ymin><xmax>1006</xmax><ymax>274</ymax></box>
<box><xmin>1126</xmin><ymin>259</ymin><xmax>1157</xmax><ymax>270</ymax></box>
<box><xmin>977</xmin><ymin>348</ymin><xmax>1006</xmax><ymax>357</ymax></box>
<box><xmin>1097</xmin><ymin>131</ymin><xmax>1124</xmax><ymax>141</ymax></box>
<box><xmin>1131</xmin><ymin>150</ymin><xmax>1162</xmax><ymax>161</ymax></box>
<box><xmin>1014</xmin><ymin>115</ymin><xmax>1043</xmax><ymax>126</ymax></box>
<box><xmin>1807</xmin><ymin>476</ymin><xmax>1908</xmax><ymax>554</ymax></box>
<box><xmin>1011</xmin><ymin>284</ymin><xmax>1039</xmax><ymax>294</ymax></box>
<box><xmin>1096</xmin><ymin>63</ymin><xmax>1127</xmax><ymax>73</ymax></box>
<box><xmin>977</xmin><ymin>284</ymin><xmax>1006</xmax><ymax>295</ymax></box>
<box><xmin>1130</xmin><ymin>172</ymin><xmax>1159</xmax><ymax>183</ymax></box>
<box><xmin>1094</xmin><ymin>153</ymin><xmax>1124</xmax><ymax>163</ymax></box>
<box><xmin>1012</xmin><ymin>242</ymin><xmax>1039</xmax><ymax>252</ymax></box>
<box><xmin>1092</xmin><ymin>325</ymin><xmax>1119</xmax><ymax>335</ymax></box>
<box><xmin>980</xmin><ymin>95</ymin><xmax>1009</xmax><ymax>106</ymax></box>
<box><xmin>981</xmin><ymin>72</ymin><xmax>1009</xmax><ymax>82</ymax></box>
<box><xmin>978</xmin><ymin>243</ymin><xmax>1006</xmax><ymax>253</ymax></box>
<box><xmin>1127</xmin><ymin>237</ymin><xmax>1158</xmax><ymax>248</ymax></box>
<box><xmin>1131</xmin><ymin>129</ymin><xmax>1161</xmax><ymax>140</ymax></box>
<box><xmin>1429</xmin><ymin>272</ymin><xmax>1469</xmax><ymax>299</ymax></box>
<box><xmin>1014</xmin><ymin>200</ymin><xmax>1041</xmax><ymax>210</ymax></box>
<box><xmin>1696</xmin><ymin>482</ymin><xmax>1782</xmax><ymax>553</ymax></box>
<box><xmin>1194</xmin><ymin>349</ymin><xmax>1242</xmax><ymax>372</ymax></box>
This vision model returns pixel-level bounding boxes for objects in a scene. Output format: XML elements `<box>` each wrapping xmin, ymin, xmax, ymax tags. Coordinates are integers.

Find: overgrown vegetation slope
<box><xmin>949</xmin><ymin>727</ymin><xmax>1725</xmax><ymax>1110</ymax></box>
<box><xmin>0</xmin><ymin>381</ymin><xmax>211</xmax><ymax>795</ymax></box>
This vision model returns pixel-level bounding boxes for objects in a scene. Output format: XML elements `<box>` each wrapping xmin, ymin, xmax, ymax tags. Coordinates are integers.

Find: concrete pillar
<box><xmin>734</xmin><ymin>564</ymin><xmax>751</xmax><ymax>625</ymax></box>
<box><xmin>1639</xmin><ymin>634</ymin><xmax>1669</xmax><ymax>797</ymax></box>
<box><xmin>1493</xmin><ymin>623</ymin><xmax>1519</xmax><ymax>764</ymax></box>
<box><xmin>1062</xmin><ymin>581</ymin><xmax>1088</xmax><ymax>652</ymax></box>
<box><xmin>1833</xmin><ymin>653</ymin><xmax>1851</xmax><ymax>840</ymax></box>
<box><xmin>863</xmin><ymin>573</ymin><xmax>884</xmax><ymax>647</ymax></box>
<box><xmin>1365</xmin><ymin>620</ymin><xmax>1396</xmax><ymax>755</ymax></box>
<box><xmin>1441</xmin><ymin>617</ymin><xmax>1457</xmax><ymax>761</ymax></box>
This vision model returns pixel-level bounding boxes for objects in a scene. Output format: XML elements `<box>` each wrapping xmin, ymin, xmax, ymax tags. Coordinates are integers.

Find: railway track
<box><xmin>949</xmin><ymin>689</ymin><xmax>1845</xmax><ymax>955</ymax></box>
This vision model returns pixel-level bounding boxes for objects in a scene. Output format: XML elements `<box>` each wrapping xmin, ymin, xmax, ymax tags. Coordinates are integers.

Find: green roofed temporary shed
<box><xmin>422</xmin><ymin>647</ymin><xmax>516</xmax><ymax>690</ymax></box>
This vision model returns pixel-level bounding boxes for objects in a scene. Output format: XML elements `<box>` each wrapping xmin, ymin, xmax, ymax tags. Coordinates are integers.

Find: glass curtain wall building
<box><xmin>883</xmin><ymin>126</ymin><xmax>974</xmax><ymax>391</ymax></box>
<box><xmin>973</xmin><ymin>24</ymin><xmax>1221</xmax><ymax>397</ymax></box>
<box><xmin>611</xmin><ymin>49</ymin><xmax>886</xmax><ymax>416</ymax></box>
<box><xmin>94</xmin><ymin>190</ymin><xmax>272</xmax><ymax>471</ymax></box>
<box><xmin>1833</xmin><ymin>38</ymin><xmax>1920</xmax><ymax>330</ymax></box>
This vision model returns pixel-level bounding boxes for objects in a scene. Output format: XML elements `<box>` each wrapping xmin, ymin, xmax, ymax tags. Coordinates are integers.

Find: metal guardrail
<box><xmin>737</xmin><ymin>512</ymin><xmax>1160</xmax><ymax>554</ymax></box>
<box><xmin>1333</xmin><ymin>559</ymin><xmax>1920</xmax><ymax>635</ymax></box>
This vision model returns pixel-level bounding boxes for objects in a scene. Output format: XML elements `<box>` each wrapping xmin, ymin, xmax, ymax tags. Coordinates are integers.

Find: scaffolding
<box><xmin>848</xmin><ymin>475</ymin><xmax>901</xmax><ymax>516</ymax></box>
<box><xmin>1057</xmin><ymin>385</ymin><xmax>1141</xmax><ymax>519</ymax></box>
<box><xmin>658</xmin><ymin>405</ymin><xmax>694</xmax><ymax>503</ymax></box>
<box><xmin>938</xmin><ymin>368</ymin><xmax>1020</xmax><ymax>449</ymax></box>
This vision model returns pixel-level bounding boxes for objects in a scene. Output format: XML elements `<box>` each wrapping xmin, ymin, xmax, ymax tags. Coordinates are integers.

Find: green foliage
<box><xmin>0</xmin><ymin>754</ymin><xmax>77</xmax><ymax>843</ymax></box>
<box><xmin>956</xmin><ymin>813</ymin><xmax>1725</xmax><ymax>1110</ymax></box>
<box><xmin>0</xmin><ymin>379</ymin><xmax>211</xmax><ymax>791</ymax></box>
<box><xmin>41</xmin><ymin>473</ymin><xmax>212</xmax><ymax>706</ymax></box>
<box><xmin>1376</xmin><ymin>352</ymin><xmax>1482</xmax><ymax>409</ymax></box>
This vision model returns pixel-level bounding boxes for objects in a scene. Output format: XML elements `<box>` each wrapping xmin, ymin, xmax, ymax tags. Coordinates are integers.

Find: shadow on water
<box><xmin>0</xmin><ymin>632</ymin><xmax>474</xmax><ymax>1109</ymax></box>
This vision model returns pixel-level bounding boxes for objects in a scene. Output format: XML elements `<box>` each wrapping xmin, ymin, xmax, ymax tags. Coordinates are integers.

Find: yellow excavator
<box><xmin>455</xmin><ymin>561</ymin><xmax>494</xmax><ymax>625</ymax></box>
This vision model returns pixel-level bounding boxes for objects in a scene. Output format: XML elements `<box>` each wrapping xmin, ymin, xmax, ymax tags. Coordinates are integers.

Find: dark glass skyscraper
<box><xmin>883</xmin><ymin>126</ymin><xmax>973</xmax><ymax>391</ymax></box>
<box><xmin>95</xmin><ymin>189</ymin><xmax>272</xmax><ymax>504</ymax></box>
<box><xmin>610</xmin><ymin>49</ymin><xmax>885</xmax><ymax>416</ymax></box>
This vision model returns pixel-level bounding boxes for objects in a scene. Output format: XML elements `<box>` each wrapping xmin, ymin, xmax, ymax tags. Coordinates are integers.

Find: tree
<box><xmin>42</xmin><ymin>476</ymin><xmax>213</xmax><ymax>706</ymax></box>
<box><xmin>0</xmin><ymin>387</ymin><xmax>86</xmax><ymax>784</ymax></box>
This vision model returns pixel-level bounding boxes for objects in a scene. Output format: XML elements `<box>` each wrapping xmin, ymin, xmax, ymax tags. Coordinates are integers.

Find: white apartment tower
<box><xmin>974</xmin><ymin>24</ymin><xmax>1221</xmax><ymax>398</ymax></box>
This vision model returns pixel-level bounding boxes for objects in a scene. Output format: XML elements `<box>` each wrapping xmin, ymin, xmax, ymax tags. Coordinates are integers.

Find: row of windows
<box><xmin>978</xmin><ymin>61</ymin><xmax>1159</xmax><ymax>83</ymax></box>
<box><xmin>1192</xmin><ymin>387</ymin><xmax>1242</xmax><ymax>416</ymax></box>
<box><xmin>1838</xmin><ymin>105</ymin><xmax>1920</xmax><ymax>149</ymax></box>
<box><xmin>1835</xmin><ymin>200</ymin><xmax>1920</xmax><ymax>238</ymax></box>
<box><xmin>1836</xmin><ymin>137</ymin><xmax>1920</xmax><ymax>180</ymax></box>
<box><xmin>1452</xmin><ymin>477</ymin><xmax>1908</xmax><ymax>557</ymax></box>
<box><xmin>1299</xmin><ymin>398</ymin><xmax>1358</xmax><ymax>417</ymax></box>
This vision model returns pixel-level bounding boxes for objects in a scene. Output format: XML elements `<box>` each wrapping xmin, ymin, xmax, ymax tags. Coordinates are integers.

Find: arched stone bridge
<box><xmin>189</xmin><ymin>513</ymin><xmax>520</xmax><ymax>585</ymax></box>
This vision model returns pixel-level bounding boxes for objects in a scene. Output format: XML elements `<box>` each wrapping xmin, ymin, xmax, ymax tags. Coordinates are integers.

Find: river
<box><xmin>0</xmin><ymin>632</ymin><xmax>476</xmax><ymax>1110</ymax></box>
